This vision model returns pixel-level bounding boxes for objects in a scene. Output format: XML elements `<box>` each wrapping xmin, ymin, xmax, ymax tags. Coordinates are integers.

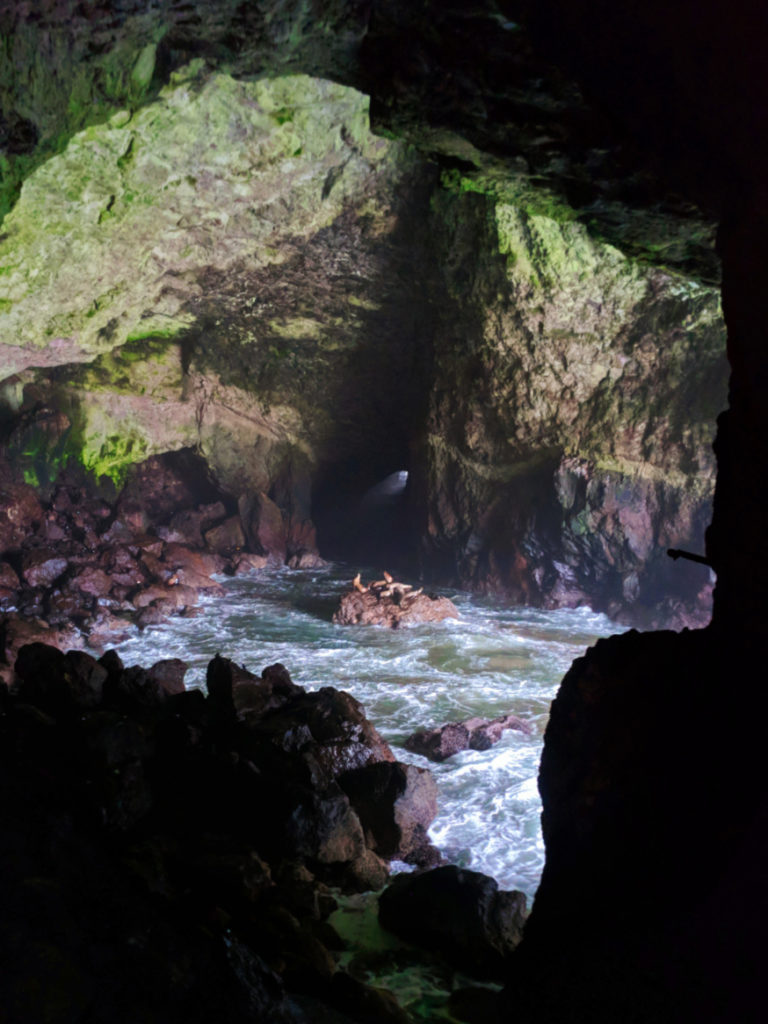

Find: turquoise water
<box><xmin>106</xmin><ymin>563</ymin><xmax>621</xmax><ymax>903</ymax></box>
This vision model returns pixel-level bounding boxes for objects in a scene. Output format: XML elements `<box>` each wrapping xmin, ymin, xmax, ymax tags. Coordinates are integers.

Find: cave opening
<box><xmin>2</xmin><ymin>2</ymin><xmax>765</xmax><ymax>1021</ymax></box>
<box><xmin>312</xmin><ymin>459</ymin><xmax>415</xmax><ymax>572</ymax></box>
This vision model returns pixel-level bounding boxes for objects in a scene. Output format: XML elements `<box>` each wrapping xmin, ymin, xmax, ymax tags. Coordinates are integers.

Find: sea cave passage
<box><xmin>312</xmin><ymin>458</ymin><xmax>415</xmax><ymax>573</ymax></box>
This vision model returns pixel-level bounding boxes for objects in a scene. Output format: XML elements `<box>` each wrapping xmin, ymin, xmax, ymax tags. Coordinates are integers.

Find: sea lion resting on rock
<box><xmin>334</xmin><ymin>573</ymin><xmax>458</xmax><ymax>627</ymax></box>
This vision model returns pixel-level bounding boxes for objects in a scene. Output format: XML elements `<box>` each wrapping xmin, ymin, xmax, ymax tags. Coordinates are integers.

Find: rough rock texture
<box><xmin>333</xmin><ymin>584</ymin><xmax>460</xmax><ymax>628</ymax></box>
<box><xmin>3</xmin><ymin>4</ymin><xmax>768</xmax><ymax>1019</ymax></box>
<box><xmin>416</xmin><ymin>192</ymin><xmax>726</xmax><ymax>627</ymax></box>
<box><xmin>0</xmin><ymin>8</ymin><xmax>727</xmax><ymax>628</ymax></box>
<box><xmin>338</xmin><ymin>761</ymin><xmax>440</xmax><ymax>865</ymax></box>
<box><xmin>0</xmin><ymin>643</ymin><xmax>436</xmax><ymax>1021</ymax></box>
<box><xmin>404</xmin><ymin>712</ymin><xmax>532</xmax><ymax>762</ymax></box>
<box><xmin>0</xmin><ymin>451</ymin><xmax>297</xmax><ymax>649</ymax></box>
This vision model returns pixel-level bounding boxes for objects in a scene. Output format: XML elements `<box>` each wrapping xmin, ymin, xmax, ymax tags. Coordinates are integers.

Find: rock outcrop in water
<box><xmin>333</xmin><ymin>573</ymin><xmax>460</xmax><ymax>628</ymax></box>
<box><xmin>0</xmin><ymin>641</ymin><xmax>439</xmax><ymax>1021</ymax></box>
<box><xmin>404</xmin><ymin>713</ymin><xmax>532</xmax><ymax>762</ymax></box>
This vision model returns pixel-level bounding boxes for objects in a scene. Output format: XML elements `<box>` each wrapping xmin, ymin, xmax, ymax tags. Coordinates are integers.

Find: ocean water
<box><xmin>105</xmin><ymin>563</ymin><xmax>622</xmax><ymax>904</ymax></box>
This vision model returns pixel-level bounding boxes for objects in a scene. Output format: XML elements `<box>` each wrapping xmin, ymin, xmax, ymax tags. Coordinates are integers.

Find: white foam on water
<box><xmin>102</xmin><ymin>563</ymin><xmax>622</xmax><ymax>903</ymax></box>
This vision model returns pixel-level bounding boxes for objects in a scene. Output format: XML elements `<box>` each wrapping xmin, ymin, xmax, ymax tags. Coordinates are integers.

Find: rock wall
<box><xmin>416</xmin><ymin>190</ymin><xmax>726</xmax><ymax>627</ymax></box>
<box><xmin>1</xmin><ymin>69</ymin><xmax>434</xmax><ymax>521</ymax></box>
<box><xmin>0</xmin><ymin>9</ymin><xmax>727</xmax><ymax>634</ymax></box>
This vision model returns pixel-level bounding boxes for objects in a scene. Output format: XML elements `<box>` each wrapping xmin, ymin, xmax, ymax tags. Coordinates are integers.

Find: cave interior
<box><xmin>1</xmin><ymin>1</ymin><xmax>767</xmax><ymax>1022</ymax></box>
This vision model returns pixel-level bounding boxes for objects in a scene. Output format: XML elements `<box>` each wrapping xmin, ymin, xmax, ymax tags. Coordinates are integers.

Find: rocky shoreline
<box><xmin>0</xmin><ymin>638</ymin><xmax>527</xmax><ymax>1022</ymax></box>
<box><xmin>0</xmin><ymin>452</ymin><xmax>326</xmax><ymax>680</ymax></box>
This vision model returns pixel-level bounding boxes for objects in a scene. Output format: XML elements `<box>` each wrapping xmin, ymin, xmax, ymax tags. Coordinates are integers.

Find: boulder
<box><xmin>68</xmin><ymin>565</ymin><xmax>113</xmax><ymax>598</ymax></box>
<box><xmin>251</xmin><ymin>687</ymin><xmax>395</xmax><ymax>782</ymax></box>
<box><xmin>333</xmin><ymin>577</ymin><xmax>459</xmax><ymax>628</ymax></box>
<box><xmin>404</xmin><ymin>712</ymin><xmax>532</xmax><ymax>762</ymax></box>
<box><xmin>0</xmin><ymin>562</ymin><xmax>20</xmax><ymax>589</ymax></box>
<box><xmin>378</xmin><ymin>865</ymin><xmax>527</xmax><ymax>976</ymax></box>
<box><xmin>203</xmin><ymin>515</ymin><xmax>246</xmax><ymax>554</ymax></box>
<box><xmin>206</xmin><ymin>655</ymin><xmax>302</xmax><ymax>719</ymax></box>
<box><xmin>146</xmin><ymin>658</ymin><xmax>188</xmax><ymax>696</ymax></box>
<box><xmin>338</xmin><ymin>761</ymin><xmax>440</xmax><ymax>865</ymax></box>
<box><xmin>13</xmin><ymin>643</ymin><xmax>106</xmax><ymax>712</ymax></box>
<box><xmin>231</xmin><ymin>552</ymin><xmax>269</xmax><ymax>574</ymax></box>
<box><xmin>159</xmin><ymin>501</ymin><xmax>228</xmax><ymax>546</ymax></box>
<box><xmin>21</xmin><ymin>549</ymin><xmax>68</xmax><ymax>588</ymax></box>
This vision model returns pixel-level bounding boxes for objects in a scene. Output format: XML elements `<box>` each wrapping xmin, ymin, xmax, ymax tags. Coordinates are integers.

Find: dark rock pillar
<box><xmin>504</xmin><ymin>198</ymin><xmax>768</xmax><ymax>1022</ymax></box>
<box><xmin>709</xmin><ymin>197</ymin><xmax>768</xmax><ymax>636</ymax></box>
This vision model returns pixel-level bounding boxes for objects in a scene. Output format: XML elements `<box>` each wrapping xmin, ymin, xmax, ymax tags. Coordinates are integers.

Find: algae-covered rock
<box><xmin>416</xmin><ymin>190</ymin><xmax>727</xmax><ymax>626</ymax></box>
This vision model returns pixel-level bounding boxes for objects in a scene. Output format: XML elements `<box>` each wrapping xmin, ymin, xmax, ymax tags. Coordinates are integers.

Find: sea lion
<box><xmin>383</xmin><ymin>570</ymin><xmax>394</xmax><ymax>583</ymax></box>
<box><xmin>353</xmin><ymin>573</ymin><xmax>369</xmax><ymax>594</ymax></box>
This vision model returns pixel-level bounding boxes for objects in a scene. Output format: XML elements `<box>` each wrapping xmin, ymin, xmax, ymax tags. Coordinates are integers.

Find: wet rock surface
<box><xmin>0</xmin><ymin>452</ymin><xmax>324</xmax><ymax>651</ymax></box>
<box><xmin>333</xmin><ymin>576</ymin><xmax>460</xmax><ymax>628</ymax></box>
<box><xmin>404</xmin><ymin>713</ymin><xmax>532</xmax><ymax>762</ymax></box>
<box><xmin>0</xmin><ymin>643</ymin><xmax>441</xmax><ymax>1022</ymax></box>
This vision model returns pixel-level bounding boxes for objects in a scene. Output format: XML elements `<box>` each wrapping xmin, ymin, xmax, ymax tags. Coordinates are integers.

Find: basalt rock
<box><xmin>378</xmin><ymin>865</ymin><xmax>527</xmax><ymax>978</ymax></box>
<box><xmin>333</xmin><ymin>578</ymin><xmax>460</xmax><ymax>628</ymax></box>
<box><xmin>404</xmin><ymin>712</ymin><xmax>533</xmax><ymax>763</ymax></box>
<box><xmin>338</xmin><ymin>761</ymin><xmax>440</xmax><ymax>866</ymax></box>
<box><xmin>0</xmin><ymin>640</ymin><xmax>446</xmax><ymax>1020</ymax></box>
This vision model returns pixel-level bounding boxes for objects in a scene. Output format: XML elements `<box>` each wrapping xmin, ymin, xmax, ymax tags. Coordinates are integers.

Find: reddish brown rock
<box><xmin>162</xmin><ymin>544</ymin><xmax>226</xmax><ymax>577</ymax></box>
<box><xmin>287</xmin><ymin>551</ymin><xmax>327</xmax><ymax>569</ymax></box>
<box><xmin>231</xmin><ymin>552</ymin><xmax>269</xmax><ymax>574</ymax></box>
<box><xmin>159</xmin><ymin>501</ymin><xmax>228</xmax><ymax>546</ymax></box>
<box><xmin>146</xmin><ymin>658</ymin><xmax>188</xmax><ymax>695</ymax></box>
<box><xmin>333</xmin><ymin>580</ymin><xmax>459</xmax><ymax>628</ymax></box>
<box><xmin>404</xmin><ymin>712</ymin><xmax>532</xmax><ymax>762</ymax></box>
<box><xmin>21</xmin><ymin>549</ymin><xmax>68</xmax><ymax>588</ymax></box>
<box><xmin>86</xmin><ymin>613</ymin><xmax>134</xmax><ymax>648</ymax></box>
<box><xmin>0</xmin><ymin>562</ymin><xmax>21</xmax><ymax>589</ymax></box>
<box><xmin>203</xmin><ymin>515</ymin><xmax>246</xmax><ymax>554</ymax></box>
<box><xmin>69</xmin><ymin>565</ymin><xmax>113</xmax><ymax>598</ymax></box>
<box><xmin>0</xmin><ymin>469</ymin><xmax>43</xmax><ymax>553</ymax></box>
<box><xmin>239</xmin><ymin>492</ymin><xmax>287</xmax><ymax>563</ymax></box>
<box><xmin>1</xmin><ymin>613</ymin><xmax>82</xmax><ymax>664</ymax></box>
<box><xmin>132</xmin><ymin>583</ymin><xmax>198</xmax><ymax>610</ymax></box>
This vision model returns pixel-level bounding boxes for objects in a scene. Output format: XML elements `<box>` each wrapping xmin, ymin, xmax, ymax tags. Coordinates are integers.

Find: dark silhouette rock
<box><xmin>14</xmin><ymin>643</ymin><xmax>106</xmax><ymax>712</ymax></box>
<box><xmin>379</xmin><ymin>865</ymin><xmax>527</xmax><ymax>977</ymax></box>
<box><xmin>338</xmin><ymin>761</ymin><xmax>440</xmax><ymax>865</ymax></box>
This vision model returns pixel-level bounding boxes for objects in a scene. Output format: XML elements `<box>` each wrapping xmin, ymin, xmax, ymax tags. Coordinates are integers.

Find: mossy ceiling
<box><xmin>0</xmin><ymin>0</ymin><xmax>723</xmax><ymax>287</ymax></box>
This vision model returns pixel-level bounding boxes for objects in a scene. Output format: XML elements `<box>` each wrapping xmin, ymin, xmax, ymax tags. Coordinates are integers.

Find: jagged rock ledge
<box><xmin>0</xmin><ymin>640</ymin><xmax>451</xmax><ymax>1022</ymax></box>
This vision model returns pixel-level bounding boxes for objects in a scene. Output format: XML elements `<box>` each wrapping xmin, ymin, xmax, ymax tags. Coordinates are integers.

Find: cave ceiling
<box><xmin>0</xmin><ymin>0</ymin><xmax>728</xmax><ymax>286</ymax></box>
